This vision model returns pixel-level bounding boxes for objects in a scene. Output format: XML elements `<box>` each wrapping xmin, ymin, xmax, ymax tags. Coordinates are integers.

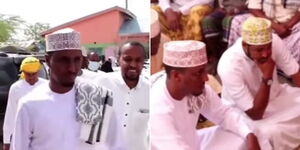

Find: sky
<box><xmin>0</xmin><ymin>0</ymin><xmax>150</xmax><ymax>44</ymax></box>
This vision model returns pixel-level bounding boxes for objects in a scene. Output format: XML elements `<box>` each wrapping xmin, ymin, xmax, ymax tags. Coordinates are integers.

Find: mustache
<box><xmin>258</xmin><ymin>57</ymin><xmax>268</xmax><ymax>63</ymax></box>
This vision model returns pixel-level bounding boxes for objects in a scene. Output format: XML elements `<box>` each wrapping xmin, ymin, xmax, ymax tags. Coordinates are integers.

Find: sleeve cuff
<box><xmin>3</xmin><ymin>135</ymin><xmax>11</xmax><ymax>144</ymax></box>
<box><xmin>240</xmin><ymin>125</ymin><xmax>253</xmax><ymax>138</ymax></box>
<box><xmin>159</xmin><ymin>2</ymin><xmax>171</xmax><ymax>12</ymax></box>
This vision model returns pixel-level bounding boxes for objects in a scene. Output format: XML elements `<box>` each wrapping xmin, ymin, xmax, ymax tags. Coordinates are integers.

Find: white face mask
<box><xmin>88</xmin><ymin>61</ymin><xmax>100</xmax><ymax>71</ymax></box>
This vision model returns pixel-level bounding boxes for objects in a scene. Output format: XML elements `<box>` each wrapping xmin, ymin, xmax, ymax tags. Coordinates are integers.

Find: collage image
<box><xmin>1</xmin><ymin>0</ymin><xmax>300</xmax><ymax>150</ymax></box>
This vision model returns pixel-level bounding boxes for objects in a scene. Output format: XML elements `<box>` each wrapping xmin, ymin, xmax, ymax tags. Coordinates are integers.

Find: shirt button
<box><xmin>125</xmin><ymin>114</ymin><xmax>128</xmax><ymax>116</ymax></box>
<box><xmin>123</xmin><ymin>124</ymin><xmax>127</xmax><ymax>127</ymax></box>
<box><xmin>126</xmin><ymin>102</ymin><xmax>130</xmax><ymax>105</ymax></box>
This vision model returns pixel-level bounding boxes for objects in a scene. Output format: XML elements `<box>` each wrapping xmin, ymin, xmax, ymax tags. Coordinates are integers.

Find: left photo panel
<box><xmin>0</xmin><ymin>0</ymin><xmax>150</xmax><ymax>150</ymax></box>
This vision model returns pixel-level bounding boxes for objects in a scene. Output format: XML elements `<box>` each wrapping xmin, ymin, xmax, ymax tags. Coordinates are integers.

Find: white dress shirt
<box><xmin>150</xmin><ymin>74</ymin><xmax>253</xmax><ymax>150</ymax></box>
<box><xmin>248</xmin><ymin>0</ymin><xmax>300</xmax><ymax>23</ymax></box>
<box><xmin>78</xmin><ymin>69</ymin><xmax>105</xmax><ymax>81</ymax></box>
<box><xmin>3</xmin><ymin>78</ymin><xmax>47</xmax><ymax>144</ymax></box>
<box><xmin>159</xmin><ymin>0</ymin><xmax>214</xmax><ymax>15</ymax></box>
<box><xmin>97</xmin><ymin>72</ymin><xmax>149</xmax><ymax>150</ymax></box>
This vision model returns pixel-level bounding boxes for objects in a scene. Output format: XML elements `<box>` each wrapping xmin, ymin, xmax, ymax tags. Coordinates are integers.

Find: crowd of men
<box><xmin>3</xmin><ymin>0</ymin><xmax>300</xmax><ymax>149</ymax></box>
<box><xmin>2</xmin><ymin>28</ymin><xmax>149</xmax><ymax>150</ymax></box>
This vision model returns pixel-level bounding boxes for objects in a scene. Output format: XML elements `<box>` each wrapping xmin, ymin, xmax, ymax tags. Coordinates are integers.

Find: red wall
<box><xmin>44</xmin><ymin>10</ymin><xmax>148</xmax><ymax>44</ymax></box>
<box><xmin>69</xmin><ymin>10</ymin><xmax>122</xmax><ymax>44</ymax></box>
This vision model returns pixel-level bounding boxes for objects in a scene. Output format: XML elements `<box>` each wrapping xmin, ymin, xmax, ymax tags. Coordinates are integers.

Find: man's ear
<box><xmin>171</xmin><ymin>70</ymin><xmax>183</xmax><ymax>82</ymax></box>
<box><xmin>242</xmin><ymin>42</ymin><xmax>251</xmax><ymax>57</ymax></box>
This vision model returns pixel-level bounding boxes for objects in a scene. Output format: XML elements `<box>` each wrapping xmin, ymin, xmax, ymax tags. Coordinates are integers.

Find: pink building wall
<box><xmin>42</xmin><ymin>7</ymin><xmax>148</xmax><ymax>45</ymax></box>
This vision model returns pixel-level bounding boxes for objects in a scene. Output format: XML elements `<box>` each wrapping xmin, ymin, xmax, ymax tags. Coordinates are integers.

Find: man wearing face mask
<box><xmin>218</xmin><ymin>17</ymin><xmax>300</xmax><ymax>149</ymax></box>
<box><xmin>87</xmin><ymin>51</ymin><xmax>101</xmax><ymax>72</ymax></box>
<box><xmin>78</xmin><ymin>47</ymin><xmax>105</xmax><ymax>81</ymax></box>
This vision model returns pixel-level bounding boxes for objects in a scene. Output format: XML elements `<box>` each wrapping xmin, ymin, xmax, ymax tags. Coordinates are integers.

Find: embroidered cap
<box><xmin>151</xmin><ymin>9</ymin><xmax>160</xmax><ymax>38</ymax></box>
<box><xmin>46</xmin><ymin>28</ymin><xmax>81</xmax><ymax>52</ymax></box>
<box><xmin>242</xmin><ymin>17</ymin><xmax>272</xmax><ymax>45</ymax></box>
<box><xmin>163</xmin><ymin>40</ymin><xmax>207</xmax><ymax>67</ymax></box>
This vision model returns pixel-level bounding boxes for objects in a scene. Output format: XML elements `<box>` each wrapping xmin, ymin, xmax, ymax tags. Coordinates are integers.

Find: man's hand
<box><xmin>164</xmin><ymin>8</ymin><xmax>182</xmax><ymax>31</ymax></box>
<box><xmin>272</xmin><ymin>22</ymin><xmax>291</xmax><ymax>38</ymax></box>
<box><xmin>256</xmin><ymin>57</ymin><xmax>275</xmax><ymax>80</ymax></box>
<box><xmin>246</xmin><ymin>133</ymin><xmax>261</xmax><ymax>150</ymax></box>
<box><xmin>3</xmin><ymin>144</ymin><xmax>10</xmax><ymax>150</ymax></box>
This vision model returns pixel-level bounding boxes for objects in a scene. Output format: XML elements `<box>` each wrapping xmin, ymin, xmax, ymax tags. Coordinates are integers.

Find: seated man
<box><xmin>152</xmin><ymin>0</ymin><xmax>214</xmax><ymax>41</ymax></box>
<box><xmin>151</xmin><ymin>8</ymin><xmax>222</xmax><ymax>94</ymax></box>
<box><xmin>218</xmin><ymin>17</ymin><xmax>300</xmax><ymax>149</ymax></box>
<box><xmin>151</xmin><ymin>40</ymin><xmax>262</xmax><ymax>150</ymax></box>
<box><xmin>201</xmin><ymin>0</ymin><xmax>248</xmax><ymax>74</ymax></box>
<box><xmin>227</xmin><ymin>0</ymin><xmax>300</xmax><ymax>63</ymax></box>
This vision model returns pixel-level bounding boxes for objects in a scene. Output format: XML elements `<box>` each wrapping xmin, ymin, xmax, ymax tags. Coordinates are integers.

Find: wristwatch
<box><xmin>262</xmin><ymin>77</ymin><xmax>273</xmax><ymax>86</ymax></box>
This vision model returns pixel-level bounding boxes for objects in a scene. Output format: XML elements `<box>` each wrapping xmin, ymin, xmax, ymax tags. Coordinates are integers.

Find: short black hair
<box><xmin>118</xmin><ymin>41</ymin><xmax>145</xmax><ymax>59</ymax></box>
<box><xmin>164</xmin><ymin>64</ymin><xmax>186</xmax><ymax>78</ymax></box>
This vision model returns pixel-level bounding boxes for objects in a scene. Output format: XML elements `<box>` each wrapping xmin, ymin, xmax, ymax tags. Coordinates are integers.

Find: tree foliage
<box><xmin>24</xmin><ymin>22</ymin><xmax>50</xmax><ymax>41</ymax></box>
<box><xmin>0</xmin><ymin>14</ymin><xmax>24</xmax><ymax>44</ymax></box>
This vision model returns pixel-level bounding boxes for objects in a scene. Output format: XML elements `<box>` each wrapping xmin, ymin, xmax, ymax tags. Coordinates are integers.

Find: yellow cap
<box><xmin>20</xmin><ymin>56</ymin><xmax>42</xmax><ymax>73</ymax></box>
<box><xmin>242</xmin><ymin>17</ymin><xmax>272</xmax><ymax>45</ymax></box>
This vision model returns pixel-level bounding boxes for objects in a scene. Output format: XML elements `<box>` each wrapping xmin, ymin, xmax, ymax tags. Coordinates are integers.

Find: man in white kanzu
<box><xmin>97</xmin><ymin>41</ymin><xmax>149</xmax><ymax>150</ymax></box>
<box><xmin>3</xmin><ymin>57</ymin><xmax>47</xmax><ymax>150</ymax></box>
<box><xmin>12</xmin><ymin>28</ymin><xmax>112</xmax><ymax>150</ymax></box>
<box><xmin>218</xmin><ymin>17</ymin><xmax>300</xmax><ymax>150</ymax></box>
<box><xmin>150</xmin><ymin>40</ymin><xmax>262</xmax><ymax>150</ymax></box>
<box><xmin>78</xmin><ymin>46</ymin><xmax>105</xmax><ymax>81</ymax></box>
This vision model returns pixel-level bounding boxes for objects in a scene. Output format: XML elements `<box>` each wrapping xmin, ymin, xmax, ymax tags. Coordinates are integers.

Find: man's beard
<box><xmin>61</xmin><ymin>81</ymin><xmax>75</xmax><ymax>88</ymax></box>
<box><xmin>125</xmin><ymin>74</ymin><xmax>139</xmax><ymax>82</ymax></box>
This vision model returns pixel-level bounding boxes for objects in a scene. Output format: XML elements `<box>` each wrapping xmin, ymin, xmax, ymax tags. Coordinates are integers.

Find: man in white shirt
<box><xmin>152</xmin><ymin>0</ymin><xmax>214</xmax><ymax>40</ymax></box>
<box><xmin>12</xmin><ymin>28</ymin><xmax>111</xmax><ymax>150</ymax></box>
<box><xmin>78</xmin><ymin>47</ymin><xmax>105</xmax><ymax>81</ymax></box>
<box><xmin>97</xmin><ymin>41</ymin><xmax>149</xmax><ymax>150</ymax></box>
<box><xmin>218</xmin><ymin>17</ymin><xmax>300</xmax><ymax>149</ymax></box>
<box><xmin>3</xmin><ymin>56</ymin><xmax>47</xmax><ymax>150</ymax></box>
<box><xmin>151</xmin><ymin>40</ymin><xmax>261</xmax><ymax>150</ymax></box>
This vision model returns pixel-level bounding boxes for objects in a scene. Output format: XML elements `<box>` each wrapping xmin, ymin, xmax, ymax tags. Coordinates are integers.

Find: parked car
<box><xmin>0</xmin><ymin>52</ymin><xmax>48</xmax><ymax>143</ymax></box>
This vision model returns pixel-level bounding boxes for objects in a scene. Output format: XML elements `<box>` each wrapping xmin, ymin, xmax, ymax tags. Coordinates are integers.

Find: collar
<box><xmin>116</xmin><ymin>71</ymin><xmax>143</xmax><ymax>91</ymax></box>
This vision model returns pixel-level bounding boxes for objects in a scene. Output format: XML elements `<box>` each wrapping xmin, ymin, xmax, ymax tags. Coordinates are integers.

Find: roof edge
<box><xmin>40</xmin><ymin>6</ymin><xmax>136</xmax><ymax>36</ymax></box>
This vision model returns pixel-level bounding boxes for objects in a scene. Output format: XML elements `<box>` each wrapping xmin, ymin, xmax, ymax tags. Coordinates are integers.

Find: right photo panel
<box><xmin>150</xmin><ymin>0</ymin><xmax>300</xmax><ymax>150</ymax></box>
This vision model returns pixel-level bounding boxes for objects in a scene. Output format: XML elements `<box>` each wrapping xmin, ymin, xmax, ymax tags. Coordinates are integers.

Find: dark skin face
<box><xmin>24</xmin><ymin>71</ymin><xmax>38</xmax><ymax>85</ymax></box>
<box><xmin>167</xmin><ymin>64</ymin><xmax>209</xmax><ymax>100</ymax></box>
<box><xmin>243</xmin><ymin>42</ymin><xmax>272</xmax><ymax>64</ymax></box>
<box><xmin>46</xmin><ymin>50</ymin><xmax>83</xmax><ymax>93</ymax></box>
<box><xmin>88</xmin><ymin>52</ymin><xmax>100</xmax><ymax>62</ymax></box>
<box><xmin>179</xmin><ymin>64</ymin><xmax>208</xmax><ymax>97</ymax></box>
<box><xmin>119</xmin><ymin>44</ymin><xmax>145</xmax><ymax>89</ymax></box>
<box><xmin>151</xmin><ymin>33</ymin><xmax>161</xmax><ymax>55</ymax></box>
